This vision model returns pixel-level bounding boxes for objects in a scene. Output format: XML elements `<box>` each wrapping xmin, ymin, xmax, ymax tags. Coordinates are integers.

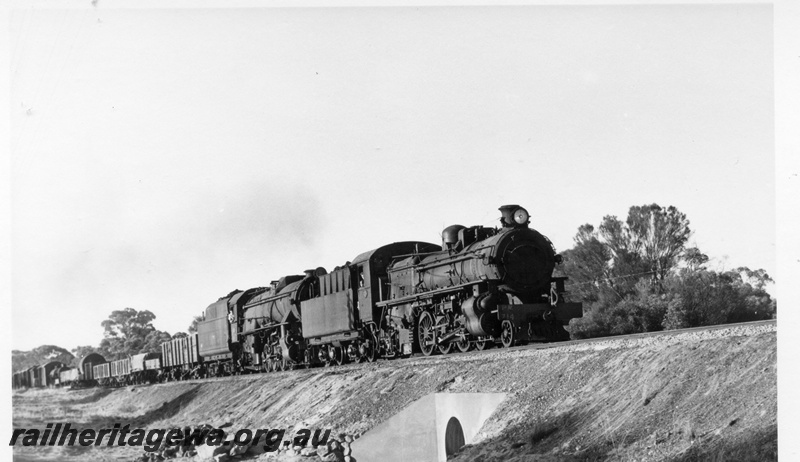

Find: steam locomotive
<box><xmin>15</xmin><ymin>205</ymin><xmax>583</xmax><ymax>387</ymax></box>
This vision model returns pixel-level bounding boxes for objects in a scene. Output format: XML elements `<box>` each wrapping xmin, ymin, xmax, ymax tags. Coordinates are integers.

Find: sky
<box><xmin>7</xmin><ymin>3</ymin><xmax>777</xmax><ymax>353</ymax></box>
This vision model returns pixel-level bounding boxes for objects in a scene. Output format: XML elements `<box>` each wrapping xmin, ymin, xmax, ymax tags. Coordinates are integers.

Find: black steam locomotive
<box><xmin>16</xmin><ymin>205</ymin><xmax>583</xmax><ymax>388</ymax></box>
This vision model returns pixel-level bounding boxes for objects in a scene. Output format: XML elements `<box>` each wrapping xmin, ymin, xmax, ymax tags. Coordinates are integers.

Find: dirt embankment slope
<box><xmin>12</xmin><ymin>323</ymin><xmax>776</xmax><ymax>462</ymax></box>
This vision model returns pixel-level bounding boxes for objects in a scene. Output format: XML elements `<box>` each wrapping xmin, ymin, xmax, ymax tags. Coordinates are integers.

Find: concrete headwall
<box><xmin>351</xmin><ymin>392</ymin><xmax>506</xmax><ymax>462</ymax></box>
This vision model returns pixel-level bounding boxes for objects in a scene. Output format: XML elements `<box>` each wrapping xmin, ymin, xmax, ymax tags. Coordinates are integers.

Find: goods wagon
<box><xmin>78</xmin><ymin>353</ymin><xmax>107</xmax><ymax>384</ymax></box>
<box><xmin>130</xmin><ymin>352</ymin><xmax>162</xmax><ymax>384</ymax></box>
<box><xmin>161</xmin><ymin>333</ymin><xmax>201</xmax><ymax>380</ymax></box>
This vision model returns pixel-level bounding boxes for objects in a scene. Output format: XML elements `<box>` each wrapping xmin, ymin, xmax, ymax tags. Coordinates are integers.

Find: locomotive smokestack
<box><xmin>499</xmin><ymin>205</ymin><xmax>530</xmax><ymax>228</ymax></box>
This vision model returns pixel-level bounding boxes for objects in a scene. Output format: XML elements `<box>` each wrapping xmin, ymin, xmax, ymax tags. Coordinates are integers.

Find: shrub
<box><xmin>569</xmin><ymin>267</ymin><xmax>775</xmax><ymax>339</ymax></box>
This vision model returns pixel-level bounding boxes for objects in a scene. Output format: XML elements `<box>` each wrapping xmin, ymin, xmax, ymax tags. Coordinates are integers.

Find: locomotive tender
<box><xmin>13</xmin><ymin>205</ymin><xmax>583</xmax><ymax>388</ymax></box>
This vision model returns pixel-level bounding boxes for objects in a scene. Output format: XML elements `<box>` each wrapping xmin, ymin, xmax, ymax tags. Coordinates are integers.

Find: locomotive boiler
<box><xmin>237</xmin><ymin>274</ymin><xmax>318</xmax><ymax>371</ymax></box>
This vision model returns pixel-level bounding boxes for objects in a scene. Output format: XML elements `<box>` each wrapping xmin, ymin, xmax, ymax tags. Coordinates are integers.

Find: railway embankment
<box><xmin>12</xmin><ymin>322</ymin><xmax>776</xmax><ymax>461</ymax></box>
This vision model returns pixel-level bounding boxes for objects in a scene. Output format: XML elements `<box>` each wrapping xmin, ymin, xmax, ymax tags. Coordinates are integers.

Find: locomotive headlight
<box><xmin>513</xmin><ymin>207</ymin><xmax>529</xmax><ymax>224</ymax></box>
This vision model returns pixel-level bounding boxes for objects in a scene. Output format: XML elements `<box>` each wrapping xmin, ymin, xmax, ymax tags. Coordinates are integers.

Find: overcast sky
<box><xmin>9</xmin><ymin>3</ymin><xmax>776</xmax><ymax>352</ymax></box>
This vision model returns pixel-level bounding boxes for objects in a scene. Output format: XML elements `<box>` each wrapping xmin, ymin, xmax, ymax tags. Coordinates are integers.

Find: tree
<box><xmin>624</xmin><ymin>204</ymin><xmax>691</xmax><ymax>281</ymax></box>
<box><xmin>735</xmin><ymin>267</ymin><xmax>773</xmax><ymax>291</ymax></box>
<box><xmin>661</xmin><ymin>267</ymin><xmax>775</xmax><ymax>329</ymax></box>
<box><xmin>188</xmin><ymin>315</ymin><xmax>204</xmax><ymax>334</ymax></box>
<box><xmin>560</xmin><ymin>217</ymin><xmax>650</xmax><ymax>304</ymax></box>
<box><xmin>71</xmin><ymin>345</ymin><xmax>99</xmax><ymax>367</ymax></box>
<box><xmin>597</xmin><ymin>215</ymin><xmax>629</xmax><ymax>261</ymax></box>
<box><xmin>569</xmin><ymin>279</ymin><xmax>675</xmax><ymax>339</ymax></box>
<box><xmin>12</xmin><ymin>345</ymin><xmax>74</xmax><ymax>371</ymax></box>
<box><xmin>141</xmin><ymin>330</ymin><xmax>172</xmax><ymax>354</ymax></box>
<box><xmin>99</xmin><ymin>308</ymin><xmax>161</xmax><ymax>359</ymax></box>
<box><xmin>559</xmin><ymin>224</ymin><xmax>611</xmax><ymax>303</ymax></box>
<box><xmin>682</xmin><ymin>247</ymin><xmax>709</xmax><ymax>271</ymax></box>
<box><xmin>564</xmin><ymin>205</ymin><xmax>690</xmax><ymax>295</ymax></box>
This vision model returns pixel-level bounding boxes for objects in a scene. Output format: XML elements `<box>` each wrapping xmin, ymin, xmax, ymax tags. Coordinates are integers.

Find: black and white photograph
<box><xmin>7</xmin><ymin>1</ymin><xmax>796</xmax><ymax>461</ymax></box>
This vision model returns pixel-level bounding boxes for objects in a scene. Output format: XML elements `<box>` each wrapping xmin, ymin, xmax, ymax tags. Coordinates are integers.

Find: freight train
<box><xmin>13</xmin><ymin>205</ymin><xmax>582</xmax><ymax>388</ymax></box>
